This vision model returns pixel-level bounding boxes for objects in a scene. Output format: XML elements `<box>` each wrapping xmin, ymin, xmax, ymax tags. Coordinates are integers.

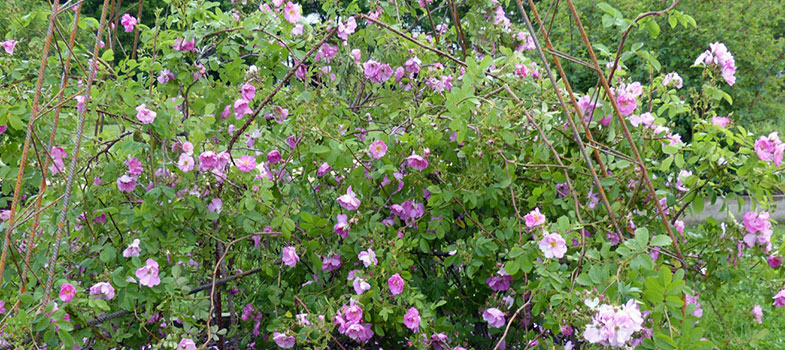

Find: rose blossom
<box><xmin>120</xmin><ymin>13</ymin><xmax>137</xmax><ymax>32</ymax></box>
<box><xmin>403</xmin><ymin>307</ymin><xmax>421</xmax><ymax>331</ymax></box>
<box><xmin>136</xmin><ymin>259</ymin><xmax>161</xmax><ymax>287</ymax></box>
<box><xmin>282</xmin><ymin>246</ymin><xmax>299</xmax><ymax>267</ymax></box>
<box><xmin>369</xmin><ymin>140</ymin><xmax>387</xmax><ymax>159</ymax></box>
<box><xmin>135</xmin><ymin>104</ymin><xmax>156</xmax><ymax>124</ymax></box>
<box><xmin>117</xmin><ymin>175</ymin><xmax>137</xmax><ymax>193</ymax></box>
<box><xmin>524</xmin><ymin>207</ymin><xmax>546</xmax><ymax>227</ymax></box>
<box><xmin>89</xmin><ymin>282</ymin><xmax>115</xmax><ymax>300</ymax></box>
<box><xmin>483</xmin><ymin>308</ymin><xmax>505</xmax><ymax>328</ymax></box>
<box><xmin>407</xmin><ymin>153</ymin><xmax>428</xmax><ymax>170</ymax></box>
<box><xmin>337</xmin><ymin>186</ymin><xmax>361</xmax><ymax>210</ymax></box>
<box><xmin>59</xmin><ymin>283</ymin><xmax>76</xmax><ymax>302</ymax></box>
<box><xmin>387</xmin><ymin>273</ymin><xmax>404</xmax><ymax>295</ymax></box>
<box><xmin>236</xmin><ymin>155</ymin><xmax>256</xmax><ymax>172</ymax></box>
<box><xmin>539</xmin><ymin>232</ymin><xmax>567</xmax><ymax>259</ymax></box>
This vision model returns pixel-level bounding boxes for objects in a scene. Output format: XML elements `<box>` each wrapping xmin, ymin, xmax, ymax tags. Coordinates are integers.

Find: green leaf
<box><xmin>692</xmin><ymin>195</ymin><xmax>704</xmax><ymax>215</ymax></box>
<box><xmin>650</xmin><ymin>235</ymin><xmax>672</xmax><ymax>247</ymax></box>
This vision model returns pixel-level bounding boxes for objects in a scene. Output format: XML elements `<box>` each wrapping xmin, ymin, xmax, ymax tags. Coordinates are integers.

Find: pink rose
<box><xmin>539</xmin><ymin>232</ymin><xmax>567</xmax><ymax>259</ymax></box>
<box><xmin>337</xmin><ymin>186</ymin><xmax>361</xmax><ymax>210</ymax></box>
<box><xmin>483</xmin><ymin>308</ymin><xmax>505</xmax><ymax>328</ymax></box>
<box><xmin>59</xmin><ymin>283</ymin><xmax>76</xmax><ymax>303</ymax></box>
<box><xmin>282</xmin><ymin>246</ymin><xmax>299</xmax><ymax>267</ymax></box>
<box><xmin>369</xmin><ymin>140</ymin><xmax>387</xmax><ymax>159</ymax></box>
<box><xmin>135</xmin><ymin>259</ymin><xmax>161</xmax><ymax>287</ymax></box>
<box><xmin>387</xmin><ymin>273</ymin><xmax>404</xmax><ymax>295</ymax></box>
<box><xmin>403</xmin><ymin>307</ymin><xmax>421</xmax><ymax>331</ymax></box>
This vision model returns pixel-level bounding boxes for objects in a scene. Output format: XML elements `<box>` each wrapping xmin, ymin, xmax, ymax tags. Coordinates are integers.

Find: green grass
<box><xmin>699</xmin><ymin>225</ymin><xmax>785</xmax><ymax>349</ymax></box>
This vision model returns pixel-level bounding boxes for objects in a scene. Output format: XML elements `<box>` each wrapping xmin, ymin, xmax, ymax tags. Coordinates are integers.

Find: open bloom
<box><xmin>337</xmin><ymin>186</ymin><xmax>361</xmax><ymax>210</ymax></box>
<box><xmin>59</xmin><ymin>283</ymin><xmax>76</xmax><ymax>303</ymax></box>
<box><xmin>136</xmin><ymin>259</ymin><xmax>161</xmax><ymax>287</ymax></box>
<box><xmin>773</xmin><ymin>289</ymin><xmax>785</xmax><ymax>307</ymax></box>
<box><xmin>283</xmin><ymin>2</ymin><xmax>301</xmax><ymax>23</ymax></box>
<box><xmin>754</xmin><ymin>132</ymin><xmax>784</xmax><ymax>166</ymax></box>
<box><xmin>712</xmin><ymin>116</ymin><xmax>730</xmax><ymax>128</ymax></box>
<box><xmin>403</xmin><ymin>307</ymin><xmax>421</xmax><ymax>331</ymax></box>
<box><xmin>272</xmin><ymin>332</ymin><xmax>295</xmax><ymax>348</ymax></box>
<box><xmin>358</xmin><ymin>249</ymin><xmax>377</xmax><ymax>267</ymax></box>
<box><xmin>267</xmin><ymin>150</ymin><xmax>282</xmax><ymax>164</ymax></box>
<box><xmin>178</xmin><ymin>153</ymin><xmax>195</xmax><ymax>172</ymax></box>
<box><xmin>236</xmin><ymin>155</ymin><xmax>256</xmax><ymax>172</ymax></box>
<box><xmin>322</xmin><ymin>254</ymin><xmax>342</xmax><ymax>272</ymax></box>
<box><xmin>89</xmin><ymin>282</ymin><xmax>115</xmax><ymax>300</ymax></box>
<box><xmin>173</xmin><ymin>38</ymin><xmax>196</xmax><ymax>52</ymax></box>
<box><xmin>407</xmin><ymin>153</ymin><xmax>428</xmax><ymax>170</ymax></box>
<box><xmin>177</xmin><ymin>338</ymin><xmax>197</xmax><ymax>350</ymax></box>
<box><xmin>483</xmin><ymin>308</ymin><xmax>505</xmax><ymax>328</ymax></box>
<box><xmin>117</xmin><ymin>175</ymin><xmax>137</xmax><ymax>193</ymax></box>
<box><xmin>282</xmin><ymin>246</ymin><xmax>299</xmax><ymax>267</ymax></box>
<box><xmin>317</xmin><ymin>162</ymin><xmax>332</xmax><ymax>176</ymax></box>
<box><xmin>388</xmin><ymin>273</ymin><xmax>404</xmax><ymax>295</ymax></box>
<box><xmin>353</xmin><ymin>277</ymin><xmax>371</xmax><ymax>295</ymax></box>
<box><xmin>135</xmin><ymin>104</ymin><xmax>157</xmax><ymax>124</ymax></box>
<box><xmin>539</xmin><ymin>232</ymin><xmax>567</xmax><ymax>259</ymax></box>
<box><xmin>369</xmin><ymin>140</ymin><xmax>387</xmax><ymax>159</ymax></box>
<box><xmin>337</xmin><ymin>17</ymin><xmax>357</xmax><ymax>40</ymax></box>
<box><xmin>234</xmin><ymin>98</ymin><xmax>252</xmax><ymax>119</ymax></box>
<box><xmin>120</xmin><ymin>13</ymin><xmax>137</xmax><ymax>32</ymax></box>
<box><xmin>123</xmin><ymin>239</ymin><xmax>142</xmax><ymax>257</ymax></box>
<box><xmin>743</xmin><ymin>211</ymin><xmax>773</xmax><ymax>249</ymax></box>
<box><xmin>583</xmin><ymin>299</ymin><xmax>644</xmax><ymax>347</ymax></box>
<box><xmin>524</xmin><ymin>208</ymin><xmax>546</xmax><ymax>228</ymax></box>
<box><xmin>157</xmin><ymin>69</ymin><xmax>174</xmax><ymax>83</ymax></box>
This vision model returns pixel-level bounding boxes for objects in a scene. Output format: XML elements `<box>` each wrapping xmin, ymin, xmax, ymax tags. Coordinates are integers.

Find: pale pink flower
<box><xmin>358</xmin><ymin>249</ymin><xmax>377</xmax><ymax>267</ymax></box>
<box><xmin>369</xmin><ymin>140</ymin><xmax>387</xmax><ymax>159</ymax></box>
<box><xmin>353</xmin><ymin>277</ymin><xmax>370</xmax><ymax>295</ymax></box>
<box><xmin>662</xmin><ymin>72</ymin><xmax>683</xmax><ymax>89</ymax></box>
<box><xmin>48</xmin><ymin>147</ymin><xmax>67</xmax><ymax>175</ymax></box>
<box><xmin>752</xmin><ymin>305</ymin><xmax>763</xmax><ymax>324</ymax></box>
<box><xmin>237</xmin><ymin>155</ymin><xmax>256</xmax><ymax>172</ymax></box>
<box><xmin>59</xmin><ymin>283</ymin><xmax>76</xmax><ymax>302</ymax></box>
<box><xmin>483</xmin><ymin>308</ymin><xmax>505</xmax><ymax>328</ymax></box>
<box><xmin>123</xmin><ymin>239</ymin><xmax>142</xmax><ymax>257</ymax></box>
<box><xmin>387</xmin><ymin>273</ymin><xmax>404</xmax><ymax>295</ymax></box>
<box><xmin>291</xmin><ymin>24</ymin><xmax>304</xmax><ymax>35</ymax></box>
<box><xmin>173</xmin><ymin>38</ymin><xmax>196</xmax><ymax>52</ymax></box>
<box><xmin>524</xmin><ymin>208</ymin><xmax>546</xmax><ymax>228</ymax></box>
<box><xmin>322</xmin><ymin>254</ymin><xmax>342</xmax><ymax>272</ymax></box>
<box><xmin>282</xmin><ymin>246</ymin><xmax>299</xmax><ymax>267</ymax></box>
<box><xmin>283</xmin><ymin>2</ymin><xmax>301</xmax><ymax>23</ymax></box>
<box><xmin>120</xmin><ymin>14</ymin><xmax>137</xmax><ymax>32</ymax></box>
<box><xmin>317</xmin><ymin>162</ymin><xmax>331</xmax><ymax>176</ymax></box>
<box><xmin>208</xmin><ymin>198</ymin><xmax>223</xmax><ymax>214</ymax></box>
<box><xmin>403</xmin><ymin>307</ymin><xmax>421</xmax><ymax>331</ymax></box>
<box><xmin>117</xmin><ymin>175</ymin><xmax>137</xmax><ymax>193</ymax></box>
<box><xmin>351</xmin><ymin>49</ymin><xmax>362</xmax><ymax>63</ymax></box>
<box><xmin>75</xmin><ymin>95</ymin><xmax>87</xmax><ymax>114</ymax></box>
<box><xmin>337</xmin><ymin>17</ymin><xmax>357</xmax><ymax>40</ymax></box>
<box><xmin>136</xmin><ymin>259</ymin><xmax>161</xmax><ymax>287</ymax></box>
<box><xmin>337</xmin><ymin>186</ymin><xmax>361</xmax><ymax>210</ymax></box>
<box><xmin>135</xmin><ymin>104</ymin><xmax>157</xmax><ymax>124</ymax></box>
<box><xmin>539</xmin><ymin>232</ymin><xmax>567</xmax><ymax>259</ymax></box>
<box><xmin>89</xmin><ymin>282</ymin><xmax>115</xmax><ymax>300</ymax></box>
<box><xmin>177</xmin><ymin>338</ymin><xmax>197</xmax><ymax>350</ymax></box>
<box><xmin>711</xmin><ymin>116</ymin><xmax>730</xmax><ymax>128</ymax></box>
<box><xmin>178</xmin><ymin>153</ymin><xmax>194</xmax><ymax>172</ymax></box>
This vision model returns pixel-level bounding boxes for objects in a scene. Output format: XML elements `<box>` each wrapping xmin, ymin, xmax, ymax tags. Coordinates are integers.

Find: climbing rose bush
<box><xmin>0</xmin><ymin>1</ymin><xmax>783</xmax><ymax>349</ymax></box>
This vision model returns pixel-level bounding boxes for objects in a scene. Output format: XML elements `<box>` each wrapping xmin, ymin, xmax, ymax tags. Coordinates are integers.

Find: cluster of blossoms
<box><xmin>662</xmin><ymin>72</ymin><xmax>683</xmax><ymax>89</ymax></box>
<box><xmin>120</xmin><ymin>13</ymin><xmax>137</xmax><ymax>32</ymax></box>
<box><xmin>172</xmin><ymin>38</ymin><xmax>197</xmax><ymax>53</ymax></box>
<box><xmin>754</xmin><ymin>132</ymin><xmax>784</xmax><ymax>166</ymax></box>
<box><xmin>583</xmin><ymin>299</ymin><xmax>646</xmax><ymax>348</ymax></box>
<box><xmin>742</xmin><ymin>211</ymin><xmax>773</xmax><ymax>251</ymax></box>
<box><xmin>612</xmin><ymin>81</ymin><xmax>643</xmax><ymax>116</ymax></box>
<box><xmin>121</xmin><ymin>238</ymin><xmax>161</xmax><ymax>287</ymax></box>
<box><xmin>694</xmin><ymin>42</ymin><xmax>737</xmax><ymax>86</ymax></box>
<box><xmin>334</xmin><ymin>300</ymin><xmax>374</xmax><ymax>342</ymax></box>
<box><xmin>117</xmin><ymin>157</ymin><xmax>143</xmax><ymax>193</ymax></box>
<box><xmin>527</xmin><ymin>208</ymin><xmax>569</xmax><ymax>259</ymax></box>
<box><xmin>363</xmin><ymin>59</ymin><xmax>394</xmax><ymax>83</ymax></box>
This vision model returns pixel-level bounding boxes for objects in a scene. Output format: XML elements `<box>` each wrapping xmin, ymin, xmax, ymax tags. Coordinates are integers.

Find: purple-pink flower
<box><xmin>234</xmin><ymin>98</ymin><xmax>252</xmax><ymax>119</ymax></box>
<box><xmin>358</xmin><ymin>248</ymin><xmax>377</xmax><ymax>267</ymax></box>
<box><xmin>178</xmin><ymin>153</ymin><xmax>195</xmax><ymax>172</ymax></box>
<box><xmin>272</xmin><ymin>332</ymin><xmax>295</xmax><ymax>348</ymax></box>
<box><xmin>157</xmin><ymin>69</ymin><xmax>174</xmax><ymax>83</ymax></box>
<box><xmin>136</xmin><ymin>259</ymin><xmax>161</xmax><ymax>287</ymax></box>
<box><xmin>1</xmin><ymin>40</ymin><xmax>18</xmax><ymax>55</ymax></box>
<box><xmin>387</xmin><ymin>273</ymin><xmax>404</xmax><ymax>295</ymax></box>
<box><xmin>317</xmin><ymin>162</ymin><xmax>331</xmax><ymax>176</ymax></box>
<box><xmin>662</xmin><ymin>72</ymin><xmax>683</xmax><ymax>89</ymax></box>
<box><xmin>237</xmin><ymin>155</ymin><xmax>257</xmax><ymax>172</ymax></box>
<box><xmin>282</xmin><ymin>246</ymin><xmax>299</xmax><ymax>267</ymax></box>
<box><xmin>773</xmin><ymin>289</ymin><xmax>785</xmax><ymax>307</ymax></box>
<box><xmin>407</xmin><ymin>153</ymin><xmax>428</xmax><ymax>170</ymax></box>
<box><xmin>241</xmin><ymin>83</ymin><xmax>256</xmax><ymax>101</ymax></box>
<box><xmin>117</xmin><ymin>175</ymin><xmax>137</xmax><ymax>193</ymax></box>
<box><xmin>173</xmin><ymin>38</ymin><xmax>196</xmax><ymax>52</ymax></box>
<box><xmin>752</xmin><ymin>305</ymin><xmax>763</xmax><ymax>324</ymax></box>
<box><xmin>337</xmin><ymin>17</ymin><xmax>357</xmax><ymax>40</ymax></box>
<box><xmin>483</xmin><ymin>308</ymin><xmax>505</xmax><ymax>328</ymax></box>
<box><xmin>120</xmin><ymin>13</ymin><xmax>137</xmax><ymax>32</ymax></box>
<box><xmin>267</xmin><ymin>150</ymin><xmax>282</xmax><ymax>164</ymax></box>
<box><xmin>334</xmin><ymin>214</ymin><xmax>350</xmax><ymax>238</ymax></box>
<box><xmin>337</xmin><ymin>186</ymin><xmax>361</xmax><ymax>210</ymax></box>
<box><xmin>754</xmin><ymin>132</ymin><xmax>784</xmax><ymax>166</ymax></box>
<box><xmin>177</xmin><ymin>338</ymin><xmax>197</xmax><ymax>350</ymax></box>
<box><xmin>711</xmin><ymin>116</ymin><xmax>730</xmax><ymax>128</ymax></box>
<box><xmin>322</xmin><ymin>254</ymin><xmax>342</xmax><ymax>272</ymax></box>
<box><xmin>59</xmin><ymin>283</ymin><xmax>76</xmax><ymax>303</ymax></box>
<box><xmin>403</xmin><ymin>307</ymin><xmax>421</xmax><ymax>331</ymax></box>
